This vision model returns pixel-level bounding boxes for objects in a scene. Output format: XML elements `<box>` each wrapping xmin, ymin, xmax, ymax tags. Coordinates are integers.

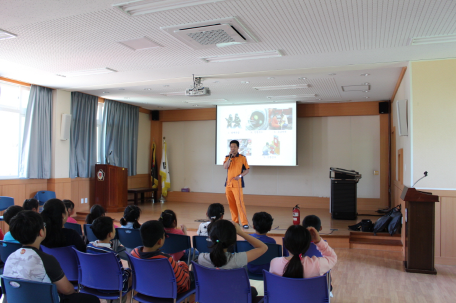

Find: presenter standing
<box><xmin>224</xmin><ymin>140</ymin><xmax>250</xmax><ymax>229</ymax></box>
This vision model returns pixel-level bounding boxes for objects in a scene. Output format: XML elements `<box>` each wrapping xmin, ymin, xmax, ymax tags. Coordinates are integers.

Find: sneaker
<box><xmin>243</xmin><ymin>225</ymin><xmax>249</xmax><ymax>229</ymax></box>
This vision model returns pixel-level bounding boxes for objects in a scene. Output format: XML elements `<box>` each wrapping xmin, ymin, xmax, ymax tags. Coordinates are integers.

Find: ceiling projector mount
<box><xmin>186</xmin><ymin>74</ymin><xmax>211</xmax><ymax>96</ymax></box>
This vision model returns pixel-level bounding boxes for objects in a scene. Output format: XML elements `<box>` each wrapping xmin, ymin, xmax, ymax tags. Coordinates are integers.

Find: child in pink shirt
<box><xmin>269</xmin><ymin>225</ymin><xmax>337</xmax><ymax>278</ymax></box>
<box><xmin>63</xmin><ymin>199</ymin><xmax>78</xmax><ymax>224</ymax></box>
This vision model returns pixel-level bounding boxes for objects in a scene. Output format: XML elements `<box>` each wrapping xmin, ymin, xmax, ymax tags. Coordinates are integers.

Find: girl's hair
<box><xmin>62</xmin><ymin>199</ymin><xmax>75</xmax><ymax>210</ymax></box>
<box><xmin>86</xmin><ymin>204</ymin><xmax>106</xmax><ymax>224</ymax></box>
<box><xmin>206</xmin><ymin>203</ymin><xmax>224</xmax><ymax>233</ymax></box>
<box><xmin>159</xmin><ymin>209</ymin><xmax>177</xmax><ymax>228</ymax></box>
<box><xmin>282</xmin><ymin>225</ymin><xmax>311</xmax><ymax>278</ymax></box>
<box><xmin>120</xmin><ymin>205</ymin><xmax>142</xmax><ymax>229</ymax></box>
<box><xmin>41</xmin><ymin>199</ymin><xmax>67</xmax><ymax>248</ymax></box>
<box><xmin>208</xmin><ymin>220</ymin><xmax>237</xmax><ymax>268</ymax></box>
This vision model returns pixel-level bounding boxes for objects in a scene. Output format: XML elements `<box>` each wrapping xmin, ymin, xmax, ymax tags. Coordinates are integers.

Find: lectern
<box><xmin>94</xmin><ymin>164</ymin><xmax>128</xmax><ymax>212</ymax></box>
<box><xmin>401</xmin><ymin>186</ymin><xmax>439</xmax><ymax>274</ymax></box>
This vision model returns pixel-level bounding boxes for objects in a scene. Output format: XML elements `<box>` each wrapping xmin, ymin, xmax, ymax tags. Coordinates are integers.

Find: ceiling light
<box><xmin>56</xmin><ymin>74</ymin><xmax>66</xmax><ymax>78</ymax></box>
<box><xmin>118</xmin><ymin>37</ymin><xmax>161</xmax><ymax>50</ymax></box>
<box><xmin>410</xmin><ymin>34</ymin><xmax>456</xmax><ymax>45</ymax></box>
<box><xmin>160</xmin><ymin>91</ymin><xmax>186</xmax><ymax>96</ymax></box>
<box><xmin>119</xmin><ymin>88</ymin><xmax>125</xmax><ymax>90</ymax></box>
<box><xmin>125</xmin><ymin>97</ymin><xmax>130</xmax><ymax>99</ymax></box>
<box><xmin>318</xmin><ymin>98</ymin><xmax>322</xmax><ymax>101</ymax></box>
<box><xmin>267</xmin><ymin>94</ymin><xmax>316</xmax><ymax>100</ymax></box>
<box><xmin>144</xmin><ymin>88</ymin><xmax>152</xmax><ymax>90</ymax></box>
<box><xmin>298</xmin><ymin>77</ymin><xmax>307</xmax><ymax>80</ymax></box>
<box><xmin>363</xmin><ymin>90</ymin><xmax>369</xmax><ymax>93</ymax></box>
<box><xmin>267</xmin><ymin>77</ymin><xmax>275</xmax><ymax>80</ymax></box>
<box><xmin>103</xmin><ymin>91</ymin><xmax>110</xmax><ymax>94</ymax></box>
<box><xmin>58</xmin><ymin>68</ymin><xmax>117</xmax><ymax>77</ymax></box>
<box><xmin>241</xmin><ymin>81</ymin><xmax>249</xmax><ymax>84</ymax></box>
<box><xmin>360</xmin><ymin>73</ymin><xmax>370</xmax><ymax>76</ymax></box>
<box><xmin>114</xmin><ymin>0</ymin><xmax>227</xmax><ymax>16</ymax></box>
<box><xmin>183</xmin><ymin>99</ymin><xmax>227</xmax><ymax>104</ymax></box>
<box><xmin>328</xmin><ymin>73</ymin><xmax>336</xmax><ymax>76</ymax></box>
<box><xmin>364</xmin><ymin>82</ymin><xmax>370</xmax><ymax>85</ymax></box>
<box><xmin>213</xmin><ymin>81</ymin><xmax>219</xmax><ymax>83</ymax></box>
<box><xmin>192</xmin><ymin>105</ymin><xmax>199</xmax><ymax>107</ymax></box>
<box><xmin>341</xmin><ymin>85</ymin><xmax>370</xmax><ymax>92</ymax></box>
<box><xmin>201</xmin><ymin>50</ymin><xmax>283</xmax><ymax>63</ymax></box>
<box><xmin>0</xmin><ymin>29</ymin><xmax>17</xmax><ymax>40</ymax></box>
<box><xmin>253</xmin><ymin>84</ymin><xmax>309</xmax><ymax>91</ymax></box>
<box><xmin>364</xmin><ymin>96</ymin><xmax>369</xmax><ymax>99</ymax></box>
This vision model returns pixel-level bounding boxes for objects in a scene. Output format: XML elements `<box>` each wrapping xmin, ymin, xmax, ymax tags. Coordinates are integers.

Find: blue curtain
<box><xmin>69</xmin><ymin>92</ymin><xmax>97</xmax><ymax>178</ymax></box>
<box><xmin>101</xmin><ymin>100</ymin><xmax>139</xmax><ymax>176</ymax></box>
<box><xmin>19</xmin><ymin>85</ymin><xmax>53</xmax><ymax>179</ymax></box>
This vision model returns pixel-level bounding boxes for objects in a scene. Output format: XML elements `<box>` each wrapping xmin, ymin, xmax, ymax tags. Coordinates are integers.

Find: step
<box><xmin>349</xmin><ymin>236</ymin><xmax>403</xmax><ymax>252</ymax></box>
<box><xmin>350</xmin><ymin>231</ymin><xmax>401</xmax><ymax>241</ymax></box>
<box><xmin>349</xmin><ymin>238</ymin><xmax>402</xmax><ymax>246</ymax></box>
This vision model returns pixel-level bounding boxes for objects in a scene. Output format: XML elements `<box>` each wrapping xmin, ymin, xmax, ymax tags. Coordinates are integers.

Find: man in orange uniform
<box><xmin>223</xmin><ymin>140</ymin><xmax>250</xmax><ymax>229</ymax></box>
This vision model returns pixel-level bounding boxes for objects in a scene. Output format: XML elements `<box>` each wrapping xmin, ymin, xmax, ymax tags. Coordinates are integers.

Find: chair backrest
<box><xmin>64</xmin><ymin>222</ymin><xmax>83</xmax><ymax>236</ymax></box>
<box><xmin>73</xmin><ymin>248</ymin><xmax>123</xmax><ymax>291</ymax></box>
<box><xmin>126</xmin><ymin>254</ymin><xmax>178</xmax><ymax>299</ymax></box>
<box><xmin>192</xmin><ymin>261</ymin><xmax>253</xmax><ymax>303</ymax></box>
<box><xmin>115</xmin><ymin>228</ymin><xmax>143</xmax><ymax>249</ymax></box>
<box><xmin>0</xmin><ymin>241</ymin><xmax>22</xmax><ymax>263</ymax></box>
<box><xmin>236</xmin><ymin>241</ymin><xmax>282</xmax><ymax>265</ymax></box>
<box><xmin>0</xmin><ymin>196</ymin><xmax>14</xmax><ymax>212</ymax></box>
<box><xmin>161</xmin><ymin>233</ymin><xmax>191</xmax><ymax>254</ymax></box>
<box><xmin>282</xmin><ymin>238</ymin><xmax>323</xmax><ymax>258</ymax></box>
<box><xmin>192</xmin><ymin>236</ymin><xmax>212</xmax><ymax>253</ymax></box>
<box><xmin>1</xmin><ymin>276</ymin><xmax>60</xmax><ymax>303</ymax></box>
<box><xmin>33</xmin><ymin>191</ymin><xmax>56</xmax><ymax>205</ymax></box>
<box><xmin>41</xmin><ymin>245</ymin><xmax>79</xmax><ymax>282</ymax></box>
<box><xmin>83</xmin><ymin>224</ymin><xmax>98</xmax><ymax>242</ymax></box>
<box><xmin>263</xmin><ymin>270</ymin><xmax>329</xmax><ymax>303</ymax></box>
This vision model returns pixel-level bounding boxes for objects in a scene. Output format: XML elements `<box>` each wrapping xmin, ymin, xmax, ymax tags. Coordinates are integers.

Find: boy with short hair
<box><xmin>3</xmin><ymin>211</ymin><xmax>99</xmax><ymax>303</ymax></box>
<box><xmin>3</xmin><ymin>205</ymin><xmax>24</xmax><ymax>243</ymax></box>
<box><xmin>131</xmin><ymin>220</ymin><xmax>192</xmax><ymax>294</ymax></box>
<box><xmin>248</xmin><ymin>211</ymin><xmax>276</xmax><ymax>274</ymax></box>
<box><xmin>302</xmin><ymin>215</ymin><xmax>323</xmax><ymax>232</ymax></box>
<box><xmin>23</xmin><ymin>198</ymin><xmax>39</xmax><ymax>212</ymax></box>
<box><xmin>86</xmin><ymin>216</ymin><xmax>131</xmax><ymax>294</ymax></box>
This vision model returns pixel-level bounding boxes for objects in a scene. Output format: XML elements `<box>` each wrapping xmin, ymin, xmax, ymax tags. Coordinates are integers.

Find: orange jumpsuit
<box><xmin>224</xmin><ymin>153</ymin><xmax>250</xmax><ymax>226</ymax></box>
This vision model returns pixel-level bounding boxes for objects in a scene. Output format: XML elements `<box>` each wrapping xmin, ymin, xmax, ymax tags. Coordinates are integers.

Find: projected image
<box><xmin>227</xmin><ymin>139</ymin><xmax>252</xmax><ymax>156</ymax></box>
<box><xmin>261</xmin><ymin>136</ymin><xmax>281</xmax><ymax>156</ymax></box>
<box><xmin>225</xmin><ymin>113</ymin><xmax>242</xmax><ymax>128</ymax></box>
<box><xmin>246</xmin><ymin>109</ymin><xmax>268</xmax><ymax>130</ymax></box>
<box><xmin>268</xmin><ymin>108</ymin><xmax>293</xmax><ymax>130</ymax></box>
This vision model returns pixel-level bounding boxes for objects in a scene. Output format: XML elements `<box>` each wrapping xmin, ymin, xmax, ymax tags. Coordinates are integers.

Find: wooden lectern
<box><xmin>401</xmin><ymin>186</ymin><xmax>439</xmax><ymax>274</ymax></box>
<box><xmin>94</xmin><ymin>164</ymin><xmax>128</xmax><ymax>212</ymax></box>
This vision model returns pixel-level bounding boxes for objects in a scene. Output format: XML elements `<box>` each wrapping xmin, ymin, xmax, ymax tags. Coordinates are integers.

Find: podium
<box><xmin>401</xmin><ymin>186</ymin><xmax>439</xmax><ymax>274</ymax></box>
<box><xmin>94</xmin><ymin>164</ymin><xmax>128</xmax><ymax>212</ymax></box>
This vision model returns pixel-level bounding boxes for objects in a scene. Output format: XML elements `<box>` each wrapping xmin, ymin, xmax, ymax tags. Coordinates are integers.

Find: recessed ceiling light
<box><xmin>163</xmin><ymin>85</ymin><xmax>169</xmax><ymax>87</ymax></box>
<box><xmin>113</xmin><ymin>0</ymin><xmax>228</xmax><ymax>16</ymax></box>
<box><xmin>118</xmin><ymin>37</ymin><xmax>161</xmax><ymax>51</ymax></box>
<box><xmin>267</xmin><ymin>94</ymin><xmax>316</xmax><ymax>100</ymax></box>
<box><xmin>103</xmin><ymin>91</ymin><xmax>110</xmax><ymax>94</ymax></box>
<box><xmin>364</xmin><ymin>96</ymin><xmax>369</xmax><ymax>99</ymax></box>
<box><xmin>58</xmin><ymin>67</ymin><xmax>117</xmax><ymax>77</ymax></box>
<box><xmin>298</xmin><ymin>77</ymin><xmax>307</xmax><ymax>80</ymax></box>
<box><xmin>410</xmin><ymin>34</ymin><xmax>456</xmax><ymax>45</ymax></box>
<box><xmin>144</xmin><ymin>88</ymin><xmax>152</xmax><ymax>90</ymax></box>
<box><xmin>318</xmin><ymin>98</ymin><xmax>322</xmax><ymax>101</ymax></box>
<box><xmin>213</xmin><ymin>81</ymin><xmax>219</xmax><ymax>83</ymax></box>
<box><xmin>328</xmin><ymin>73</ymin><xmax>336</xmax><ymax>76</ymax></box>
<box><xmin>0</xmin><ymin>29</ymin><xmax>17</xmax><ymax>40</ymax></box>
<box><xmin>253</xmin><ymin>84</ymin><xmax>309</xmax><ymax>91</ymax></box>
<box><xmin>201</xmin><ymin>50</ymin><xmax>283</xmax><ymax>63</ymax></box>
<box><xmin>342</xmin><ymin>85</ymin><xmax>370</xmax><ymax>92</ymax></box>
<box><xmin>119</xmin><ymin>88</ymin><xmax>125</xmax><ymax>90</ymax></box>
<box><xmin>193</xmin><ymin>105</ymin><xmax>199</xmax><ymax>107</ymax></box>
<box><xmin>360</xmin><ymin>73</ymin><xmax>370</xmax><ymax>76</ymax></box>
<box><xmin>241</xmin><ymin>81</ymin><xmax>250</xmax><ymax>84</ymax></box>
<box><xmin>364</xmin><ymin>82</ymin><xmax>370</xmax><ymax>85</ymax></box>
<box><xmin>125</xmin><ymin>97</ymin><xmax>130</xmax><ymax>99</ymax></box>
<box><xmin>363</xmin><ymin>90</ymin><xmax>369</xmax><ymax>93</ymax></box>
<box><xmin>267</xmin><ymin>77</ymin><xmax>275</xmax><ymax>80</ymax></box>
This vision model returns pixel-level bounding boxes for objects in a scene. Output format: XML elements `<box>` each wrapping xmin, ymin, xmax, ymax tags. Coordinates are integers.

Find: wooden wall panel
<box><xmin>297</xmin><ymin>101</ymin><xmax>380</xmax><ymax>117</ymax></box>
<box><xmin>439</xmin><ymin>197</ymin><xmax>456</xmax><ymax>258</ymax></box>
<box><xmin>70</xmin><ymin>178</ymin><xmax>91</xmax><ymax>213</ymax></box>
<box><xmin>379</xmin><ymin>113</ymin><xmax>389</xmax><ymax>208</ymax></box>
<box><xmin>160</xmin><ymin>108</ymin><xmax>216</xmax><ymax>122</ymax></box>
<box><xmin>47</xmin><ymin>178</ymin><xmax>72</xmax><ymax>200</ymax></box>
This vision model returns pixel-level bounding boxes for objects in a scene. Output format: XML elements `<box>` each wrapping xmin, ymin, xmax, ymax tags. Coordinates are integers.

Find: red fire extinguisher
<box><xmin>292</xmin><ymin>204</ymin><xmax>300</xmax><ymax>225</ymax></box>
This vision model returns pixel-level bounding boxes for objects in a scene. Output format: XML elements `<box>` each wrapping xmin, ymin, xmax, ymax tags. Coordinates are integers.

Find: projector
<box><xmin>185</xmin><ymin>86</ymin><xmax>211</xmax><ymax>96</ymax></box>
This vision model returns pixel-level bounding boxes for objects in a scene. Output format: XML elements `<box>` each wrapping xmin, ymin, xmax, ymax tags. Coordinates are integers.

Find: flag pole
<box><xmin>160</xmin><ymin>136</ymin><xmax>167</xmax><ymax>203</ymax></box>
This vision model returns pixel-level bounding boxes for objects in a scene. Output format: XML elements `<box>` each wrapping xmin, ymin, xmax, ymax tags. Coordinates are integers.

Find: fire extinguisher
<box><xmin>292</xmin><ymin>204</ymin><xmax>300</xmax><ymax>225</ymax></box>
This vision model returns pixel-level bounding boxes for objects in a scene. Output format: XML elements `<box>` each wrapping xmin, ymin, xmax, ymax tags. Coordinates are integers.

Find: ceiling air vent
<box><xmin>161</xmin><ymin>17</ymin><xmax>257</xmax><ymax>50</ymax></box>
<box><xmin>341</xmin><ymin>85</ymin><xmax>370</xmax><ymax>92</ymax></box>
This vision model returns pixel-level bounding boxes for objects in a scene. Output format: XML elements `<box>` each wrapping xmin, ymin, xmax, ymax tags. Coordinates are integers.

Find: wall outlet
<box><xmin>373</xmin><ymin>170</ymin><xmax>379</xmax><ymax>175</ymax></box>
<box><xmin>81</xmin><ymin>198</ymin><xmax>84</xmax><ymax>204</ymax></box>
<box><xmin>85</xmin><ymin>198</ymin><xmax>88</xmax><ymax>204</ymax></box>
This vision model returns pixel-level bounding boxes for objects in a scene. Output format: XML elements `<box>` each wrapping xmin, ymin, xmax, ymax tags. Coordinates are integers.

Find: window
<box><xmin>0</xmin><ymin>81</ymin><xmax>30</xmax><ymax>178</ymax></box>
<box><xmin>96</xmin><ymin>102</ymin><xmax>104</xmax><ymax>164</ymax></box>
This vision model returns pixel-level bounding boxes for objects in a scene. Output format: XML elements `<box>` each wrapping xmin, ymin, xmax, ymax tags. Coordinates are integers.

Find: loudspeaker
<box><xmin>151</xmin><ymin>110</ymin><xmax>159</xmax><ymax>121</ymax></box>
<box><xmin>379</xmin><ymin>101</ymin><xmax>389</xmax><ymax>114</ymax></box>
<box><xmin>60</xmin><ymin>114</ymin><xmax>71</xmax><ymax>141</ymax></box>
<box><xmin>330</xmin><ymin>180</ymin><xmax>357</xmax><ymax>220</ymax></box>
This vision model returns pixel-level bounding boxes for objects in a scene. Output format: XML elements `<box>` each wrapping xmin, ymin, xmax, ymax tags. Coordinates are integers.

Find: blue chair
<box><xmin>74</xmin><ymin>248</ymin><xmax>130</xmax><ymax>302</ymax></box>
<box><xmin>192</xmin><ymin>261</ymin><xmax>263</xmax><ymax>303</ymax></box>
<box><xmin>64</xmin><ymin>222</ymin><xmax>82</xmax><ymax>236</ymax></box>
<box><xmin>1</xmin><ymin>276</ymin><xmax>60</xmax><ymax>303</ymax></box>
<box><xmin>0</xmin><ymin>197</ymin><xmax>14</xmax><ymax>221</ymax></box>
<box><xmin>83</xmin><ymin>224</ymin><xmax>98</xmax><ymax>242</ymax></box>
<box><xmin>263</xmin><ymin>270</ymin><xmax>330</xmax><ymax>303</ymax></box>
<box><xmin>41</xmin><ymin>246</ymin><xmax>79</xmax><ymax>289</ymax></box>
<box><xmin>161</xmin><ymin>233</ymin><xmax>192</xmax><ymax>264</ymax></box>
<box><xmin>33</xmin><ymin>191</ymin><xmax>56</xmax><ymax>206</ymax></box>
<box><xmin>192</xmin><ymin>236</ymin><xmax>235</xmax><ymax>257</ymax></box>
<box><xmin>282</xmin><ymin>238</ymin><xmax>323</xmax><ymax>258</ymax></box>
<box><xmin>127</xmin><ymin>253</ymin><xmax>195</xmax><ymax>303</ymax></box>
<box><xmin>0</xmin><ymin>241</ymin><xmax>22</xmax><ymax>263</ymax></box>
<box><xmin>115</xmin><ymin>228</ymin><xmax>142</xmax><ymax>250</ymax></box>
<box><xmin>236</xmin><ymin>241</ymin><xmax>282</xmax><ymax>280</ymax></box>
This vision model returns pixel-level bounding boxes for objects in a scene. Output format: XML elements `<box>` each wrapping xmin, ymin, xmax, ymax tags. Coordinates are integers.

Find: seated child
<box><xmin>86</xmin><ymin>204</ymin><xmax>106</xmax><ymax>224</ymax></box>
<box><xmin>197</xmin><ymin>220</ymin><xmax>268</xmax><ymax>298</ymax></box>
<box><xmin>3</xmin><ymin>205</ymin><xmax>24</xmax><ymax>244</ymax></box>
<box><xmin>120</xmin><ymin>205</ymin><xmax>141</xmax><ymax>229</ymax></box>
<box><xmin>197</xmin><ymin>203</ymin><xmax>224</xmax><ymax>236</ymax></box>
<box><xmin>269</xmin><ymin>225</ymin><xmax>337</xmax><ymax>278</ymax></box>
<box><xmin>3</xmin><ymin>210</ymin><xmax>99</xmax><ymax>303</ymax></box>
<box><xmin>131</xmin><ymin>220</ymin><xmax>192</xmax><ymax>294</ymax></box>
<box><xmin>302</xmin><ymin>214</ymin><xmax>322</xmax><ymax>232</ymax></box>
<box><xmin>87</xmin><ymin>217</ymin><xmax>131</xmax><ymax>294</ymax></box>
<box><xmin>248</xmin><ymin>212</ymin><xmax>276</xmax><ymax>274</ymax></box>
<box><xmin>63</xmin><ymin>200</ymin><xmax>78</xmax><ymax>224</ymax></box>
<box><xmin>23</xmin><ymin>198</ymin><xmax>39</xmax><ymax>212</ymax></box>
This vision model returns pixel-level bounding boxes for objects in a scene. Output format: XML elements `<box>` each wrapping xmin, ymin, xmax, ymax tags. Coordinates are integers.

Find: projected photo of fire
<box><xmin>227</xmin><ymin>139</ymin><xmax>252</xmax><ymax>156</ymax></box>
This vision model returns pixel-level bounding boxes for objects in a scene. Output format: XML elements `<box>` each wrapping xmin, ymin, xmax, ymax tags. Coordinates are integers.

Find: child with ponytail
<box><xmin>269</xmin><ymin>225</ymin><xmax>337</xmax><ymax>278</ymax></box>
<box><xmin>120</xmin><ymin>205</ymin><xmax>142</xmax><ymax>229</ymax></box>
<box><xmin>197</xmin><ymin>203</ymin><xmax>224</xmax><ymax>236</ymax></box>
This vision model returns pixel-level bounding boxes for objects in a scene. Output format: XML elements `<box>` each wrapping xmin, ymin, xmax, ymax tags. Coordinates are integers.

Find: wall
<box><xmin>163</xmin><ymin>115</ymin><xmax>382</xmax><ymax>204</ymax></box>
<box><xmin>136</xmin><ymin>112</ymin><xmax>151</xmax><ymax>174</ymax></box>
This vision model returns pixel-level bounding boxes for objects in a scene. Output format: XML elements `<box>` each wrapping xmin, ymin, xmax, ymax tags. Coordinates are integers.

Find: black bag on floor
<box><xmin>388</xmin><ymin>209</ymin><xmax>402</xmax><ymax>235</ymax></box>
<box><xmin>373</xmin><ymin>205</ymin><xmax>401</xmax><ymax>235</ymax></box>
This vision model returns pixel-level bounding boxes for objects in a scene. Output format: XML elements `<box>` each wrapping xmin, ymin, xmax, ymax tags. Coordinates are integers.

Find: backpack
<box><xmin>373</xmin><ymin>205</ymin><xmax>401</xmax><ymax>235</ymax></box>
<box><xmin>373</xmin><ymin>215</ymin><xmax>392</xmax><ymax>235</ymax></box>
<box><xmin>388</xmin><ymin>210</ymin><xmax>402</xmax><ymax>235</ymax></box>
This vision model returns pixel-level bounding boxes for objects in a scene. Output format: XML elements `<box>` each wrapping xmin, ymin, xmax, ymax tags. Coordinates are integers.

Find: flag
<box><xmin>159</xmin><ymin>138</ymin><xmax>171</xmax><ymax>197</ymax></box>
<box><xmin>151</xmin><ymin>141</ymin><xmax>158</xmax><ymax>188</ymax></box>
